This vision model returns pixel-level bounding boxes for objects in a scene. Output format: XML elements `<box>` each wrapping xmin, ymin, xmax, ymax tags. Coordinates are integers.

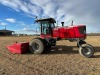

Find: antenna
<box><xmin>36</xmin><ymin>16</ymin><xmax>38</xmax><ymax>20</ymax></box>
<box><xmin>34</xmin><ymin>16</ymin><xmax>38</xmax><ymax>24</ymax></box>
<box><xmin>56</xmin><ymin>20</ymin><xmax>58</xmax><ymax>27</ymax></box>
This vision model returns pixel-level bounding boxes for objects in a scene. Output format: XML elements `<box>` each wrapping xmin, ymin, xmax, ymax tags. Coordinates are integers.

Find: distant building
<box><xmin>0</xmin><ymin>29</ymin><xmax>14</xmax><ymax>36</ymax></box>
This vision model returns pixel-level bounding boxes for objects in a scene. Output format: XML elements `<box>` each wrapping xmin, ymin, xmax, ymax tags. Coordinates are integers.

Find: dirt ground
<box><xmin>0</xmin><ymin>36</ymin><xmax>100</xmax><ymax>75</ymax></box>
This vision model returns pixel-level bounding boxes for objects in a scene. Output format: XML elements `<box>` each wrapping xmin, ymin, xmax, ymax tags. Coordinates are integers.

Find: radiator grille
<box><xmin>78</xmin><ymin>26</ymin><xmax>86</xmax><ymax>34</ymax></box>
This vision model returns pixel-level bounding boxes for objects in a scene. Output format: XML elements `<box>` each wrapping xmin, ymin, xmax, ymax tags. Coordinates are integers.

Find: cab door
<box><xmin>40</xmin><ymin>21</ymin><xmax>52</xmax><ymax>38</ymax></box>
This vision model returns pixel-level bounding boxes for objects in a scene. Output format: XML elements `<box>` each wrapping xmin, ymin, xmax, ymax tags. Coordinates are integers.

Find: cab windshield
<box><xmin>39</xmin><ymin>21</ymin><xmax>55</xmax><ymax>34</ymax></box>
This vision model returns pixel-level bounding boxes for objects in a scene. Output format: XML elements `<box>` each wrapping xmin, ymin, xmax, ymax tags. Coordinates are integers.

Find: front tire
<box><xmin>79</xmin><ymin>44</ymin><xmax>94</xmax><ymax>58</ymax></box>
<box><xmin>29</xmin><ymin>38</ymin><xmax>44</xmax><ymax>54</ymax></box>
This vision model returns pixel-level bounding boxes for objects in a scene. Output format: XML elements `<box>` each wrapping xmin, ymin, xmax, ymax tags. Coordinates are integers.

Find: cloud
<box><xmin>22</xmin><ymin>28</ymin><xmax>35</xmax><ymax>31</ymax></box>
<box><xmin>6</xmin><ymin>18</ymin><xmax>16</xmax><ymax>23</ymax></box>
<box><xmin>22</xmin><ymin>28</ymin><xmax>29</xmax><ymax>31</ymax></box>
<box><xmin>18</xmin><ymin>22</ymin><xmax>27</xmax><ymax>26</ymax></box>
<box><xmin>0</xmin><ymin>21</ymin><xmax>7</xmax><ymax>26</ymax></box>
<box><xmin>0</xmin><ymin>0</ymin><xmax>47</xmax><ymax>18</ymax></box>
<box><xmin>0</xmin><ymin>0</ymin><xmax>100</xmax><ymax>32</ymax></box>
<box><xmin>30</xmin><ymin>0</ymin><xmax>100</xmax><ymax>32</ymax></box>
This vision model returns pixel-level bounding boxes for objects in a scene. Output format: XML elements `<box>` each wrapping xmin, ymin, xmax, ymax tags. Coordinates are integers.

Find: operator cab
<box><xmin>36</xmin><ymin>18</ymin><xmax>56</xmax><ymax>38</ymax></box>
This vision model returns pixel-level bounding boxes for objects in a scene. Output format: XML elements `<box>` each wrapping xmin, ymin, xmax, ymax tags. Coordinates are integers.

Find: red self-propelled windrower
<box><xmin>7</xmin><ymin>18</ymin><xmax>94</xmax><ymax>58</ymax></box>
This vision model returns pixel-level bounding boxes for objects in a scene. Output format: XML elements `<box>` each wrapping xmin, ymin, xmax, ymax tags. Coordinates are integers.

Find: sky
<box><xmin>0</xmin><ymin>0</ymin><xmax>100</xmax><ymax>34</ymax></box>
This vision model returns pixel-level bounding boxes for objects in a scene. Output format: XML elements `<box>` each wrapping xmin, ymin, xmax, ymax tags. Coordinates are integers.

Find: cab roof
<box><xmin>36</xmin><ymin>18</ymin><xmax>56</xmax><ymax>23</ymax></box>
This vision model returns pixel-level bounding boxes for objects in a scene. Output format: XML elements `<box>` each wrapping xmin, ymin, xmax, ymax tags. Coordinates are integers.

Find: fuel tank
<box><xmin>52</xmin><ymin>25</ymin><xmax>86</xmax><ymax>39</ymax></box>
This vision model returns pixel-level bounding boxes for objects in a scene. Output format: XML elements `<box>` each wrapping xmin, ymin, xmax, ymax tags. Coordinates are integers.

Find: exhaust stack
<box><xmin>71</xmin><ymin>20</ymin><xmax>73</xmax><ymax>26</ymax></box>
<box><xmin>61</xmin><ymin>22</ymin><xmax>64</xmax><ymax>27</ymax></box>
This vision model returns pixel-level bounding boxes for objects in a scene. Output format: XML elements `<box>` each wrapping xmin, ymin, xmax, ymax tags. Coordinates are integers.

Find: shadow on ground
<box><xmin>25</xmin><ymin>45</ymin><xmax>79</xmax><ymax>55</ymax></box>
<box><xmin>25</xmin><ymin>45</ymin><xmax>100</xmax><ymax>58</ymax></box>
<box><xmin>49</xmin><ymin>45</ymin><xmax>78</xmax><ymax>54</ymax></box>
<box><xmin>93</xmin><ymin>46</ymin><xmax>100</xmax><ymax>58</ymax></box>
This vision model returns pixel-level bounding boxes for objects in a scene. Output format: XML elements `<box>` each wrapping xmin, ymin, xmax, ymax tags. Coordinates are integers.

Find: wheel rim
<box><xmin>32</xmin><ymin>42</ymin><xmax>39</xmax><ymax>51</ymax></box>
<box><xmin>83</xmin><ymin>47</ymin><xmax>91</xmax><ymax>55</ymax></box>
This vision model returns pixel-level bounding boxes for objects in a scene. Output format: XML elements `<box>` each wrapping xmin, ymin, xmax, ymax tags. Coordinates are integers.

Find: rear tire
<box><xmin>79</xmin><ymin>44</ymin><xmax>94</xmax><ymax>58</ymax></box>
<box><xmin>29</xmin><ymin>38</ymin><xmax>44</xmax><ymax>54</ymax></box>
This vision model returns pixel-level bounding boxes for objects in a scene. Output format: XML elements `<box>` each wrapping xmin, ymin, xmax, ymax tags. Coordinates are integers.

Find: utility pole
<box><xmin>5</xmin><ymin>25</ymin><xmax>6</xmax><ymax>30</ymax></box>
